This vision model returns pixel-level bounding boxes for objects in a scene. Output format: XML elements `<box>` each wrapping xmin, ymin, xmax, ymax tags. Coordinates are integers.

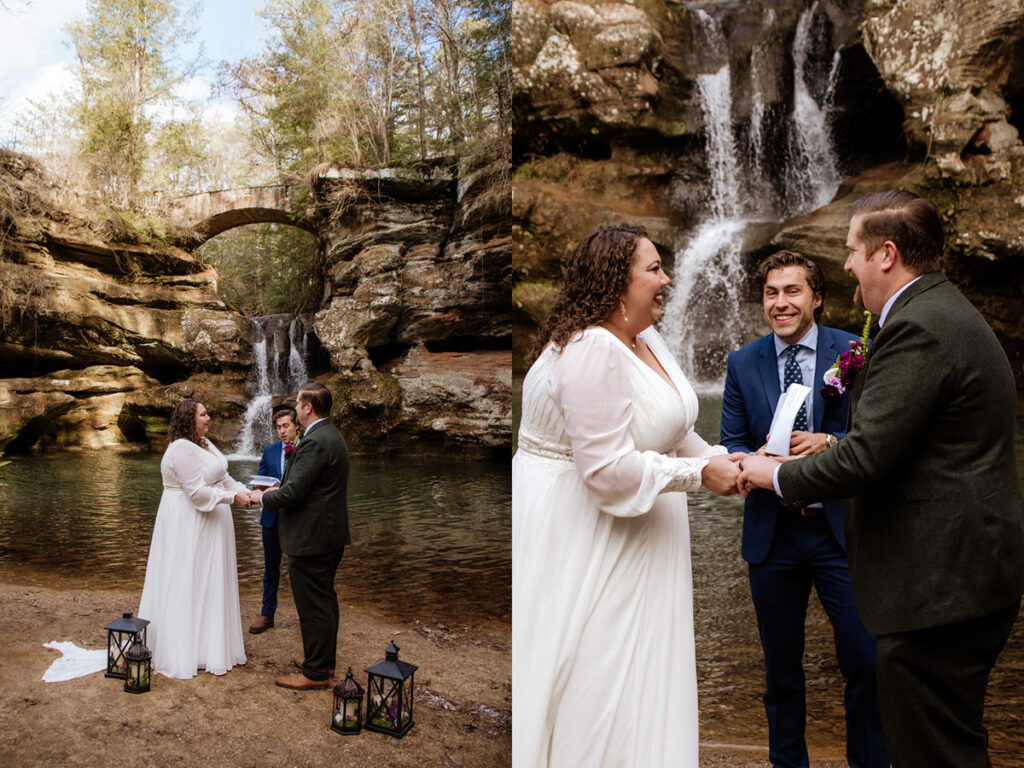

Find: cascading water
<box><xmin>660</xmin><ymin>4</ymin><xmax>843</xmax><ymax>390</ymax></box>
<box><xmin>659</xmin><ymin>9</ymin><xmax>748</xmax><ymax>389</ymax></box>
<box><xmin>787</xmin><ymin>1</ymin><xmax>842</xmax><ymax>214</ymax></box>
<box><xmin>287</xmin><ymin>317</ymin><xmax>309</xmax><ymax>387</ymax></box>
<box><xmin>229</xmin><ymin>315</ymin><xmax>313</xmax><ymax>459</ymax></box>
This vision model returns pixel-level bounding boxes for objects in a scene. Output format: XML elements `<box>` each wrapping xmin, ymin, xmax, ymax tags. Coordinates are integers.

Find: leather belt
<box><xmin>786</xmin><ymin>507</ymin><xmax>827</xmax><ymax>520</ymax></box>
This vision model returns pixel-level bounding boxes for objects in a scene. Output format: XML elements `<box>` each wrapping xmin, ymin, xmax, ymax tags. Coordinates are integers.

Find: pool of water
<box><xmin>0</xmin><ymin>454</ymin><xmax>510</xmax><ymax>628</ymax></box>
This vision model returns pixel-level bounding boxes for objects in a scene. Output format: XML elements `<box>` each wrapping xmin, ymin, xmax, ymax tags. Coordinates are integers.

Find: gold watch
<box><xmin>825</xmin><ymin>433</ymin><xmax>838</xmax><ymax>449</ymax></box>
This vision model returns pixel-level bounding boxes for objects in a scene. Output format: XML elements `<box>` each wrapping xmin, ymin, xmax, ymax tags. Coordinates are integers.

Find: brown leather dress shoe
<box><xmin>293</xmin><ymin>658</ymin><xmax>335</xmax><ymax>676</ymax></box>
<box><xmin>249</xmin><ymin>615</ymin><xmax>274</xmax><ymax>634</ymax></box>
<box><xmin>275</xmin><ymin>672</ymin><xmax>330</xmax><ymax>690</ymax></box>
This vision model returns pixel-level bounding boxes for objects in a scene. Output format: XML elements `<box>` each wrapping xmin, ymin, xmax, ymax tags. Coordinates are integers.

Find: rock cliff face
<box><xmin>0</xmin><ymin>151</ymin><xmax>511</xmax><ymax>456</ymax></box>
<box><xmin>0</xmin><ymin>150</ymin><xmax>251</xmax><ymax>452</ymax></box>
<box><xmin>512</xmin><ymin>0</ymin><xmax>1024</xmax><ymax>384</ymax></box>
<box><xmin>310</xmin><ymin>160</ymin><xmax>512</xmax><ymax>455</ymax></box>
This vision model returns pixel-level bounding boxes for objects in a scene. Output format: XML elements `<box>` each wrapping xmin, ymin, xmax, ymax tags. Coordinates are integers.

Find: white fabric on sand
<box><xmin>42</xmin><ymin>641</ymin><xmax>107</xmax><ymax>682</ymax></box>
<box><xmin>513</xmin><ymin>326</ymin><xmax>725</xmax><ymax>767</ymax></box>
<box><xmin>137</xmin><ymin>439</ymin><xmax>248</xmax><ymax>679</ymax></box>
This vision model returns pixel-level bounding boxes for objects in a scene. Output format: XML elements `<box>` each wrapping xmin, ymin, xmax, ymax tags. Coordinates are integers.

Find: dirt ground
<box><xmin>0</xmin><ymin>578</ymin><xmax>851</xmax><ymax>767</ymax></box>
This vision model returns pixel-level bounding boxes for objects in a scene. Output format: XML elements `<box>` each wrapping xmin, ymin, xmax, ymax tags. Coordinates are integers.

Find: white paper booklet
<box><xmin>764</xmin><ymin>383</ymin><xmax>811</xmax><ymax>456</ymax></box>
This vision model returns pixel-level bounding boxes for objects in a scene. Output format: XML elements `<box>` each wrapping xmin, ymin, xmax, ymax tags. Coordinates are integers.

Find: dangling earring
<box><xmin>619</xmin><ymin>300</ymin><xmax>629</xmax><ymax>323</ymax></box>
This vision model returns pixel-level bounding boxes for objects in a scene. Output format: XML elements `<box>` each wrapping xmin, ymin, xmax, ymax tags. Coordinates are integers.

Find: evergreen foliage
<box><xmin>198</xmin><ymin>223</ymin><xmax>318</xmax><ymax>316</ymax></box>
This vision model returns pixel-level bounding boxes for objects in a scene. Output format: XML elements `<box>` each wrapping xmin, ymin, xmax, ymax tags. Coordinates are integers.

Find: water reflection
<box><xmin>0</xmin><ymin>453</ymin><xmax>510</xmax><ymax>628</ymax></box>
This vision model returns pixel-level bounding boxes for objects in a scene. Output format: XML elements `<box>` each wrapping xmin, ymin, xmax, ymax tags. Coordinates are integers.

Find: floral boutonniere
<box><xmin>284</xmin><ymin>441</ymin><xmax>296</xmax><ymax>459</ymax></box>
<box><xmin>821</xmin><ymin>311</ymin><xmax>873</xmax><ymax>400</ymax></box>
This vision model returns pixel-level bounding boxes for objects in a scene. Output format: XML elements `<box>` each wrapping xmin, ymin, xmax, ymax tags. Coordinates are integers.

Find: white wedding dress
<box><xmin>138</xmin><ymin>438</ymin><xmax>248</xmax><ymax>679</ymax></box>
<box><xmin>513</xmin><ymin>326</ymin><xmax>726</xmax><ymax>767</ymax></box>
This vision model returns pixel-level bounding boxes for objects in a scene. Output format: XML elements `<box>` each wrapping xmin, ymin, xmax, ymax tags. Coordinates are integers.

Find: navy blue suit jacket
<box><xmin>257</xmin><ymin>441</ymin><xmax>286</xmax><ymax>528</ymax></box>
<box><xmin>721</xmin><ymin>324</ymin><xmax>856</xmax><ymax>564</ymax></box>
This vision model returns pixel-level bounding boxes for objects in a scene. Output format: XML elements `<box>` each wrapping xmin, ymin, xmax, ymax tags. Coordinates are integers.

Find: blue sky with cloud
<box><xmin>0</xmin><ymin>0</ymin><xmax>270</xmax><ymax>141</ymax></box>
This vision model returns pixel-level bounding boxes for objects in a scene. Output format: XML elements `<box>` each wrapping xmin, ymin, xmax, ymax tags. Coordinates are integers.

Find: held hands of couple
<box><xmin>701</xmin><ymin>453</ymin><xmax>746</xmax><ymax>496</ymax></box>
<box><xmin>735</xmin><ymin>454</ymin><xmax>797</xmax><ymax>497</ymax></box>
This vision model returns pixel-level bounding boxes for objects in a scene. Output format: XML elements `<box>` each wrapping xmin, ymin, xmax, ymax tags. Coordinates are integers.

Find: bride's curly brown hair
<box><xmin>531</xmin><ymin>223</ymin><xmax>648</xmax><ymax>361</ymax></box>
<box><xmin>166</xmin><ymin>399</ymin><xmax>206</xmax><ymax>446</ymax></box>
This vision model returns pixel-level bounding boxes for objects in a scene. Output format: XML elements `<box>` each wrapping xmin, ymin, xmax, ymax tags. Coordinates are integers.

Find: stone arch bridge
<box><xmin>169</xmin><ymin>185</ymin><xmax>314</xmax><ymax>244</ymax></box>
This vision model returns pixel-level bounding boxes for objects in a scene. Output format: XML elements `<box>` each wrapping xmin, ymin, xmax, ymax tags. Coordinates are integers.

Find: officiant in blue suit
<box><xmin>248</xmin><ymin>406</ymin><xmax>300</xmax><ymax>635</ymax></box>
<box><xmin>721</xmin><ymin>250</ymin><xmax>888</xmax><ymax>768</ymax></box>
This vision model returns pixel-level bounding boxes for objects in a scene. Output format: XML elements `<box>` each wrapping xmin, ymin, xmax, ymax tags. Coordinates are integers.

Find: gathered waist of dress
<box><xmin>517</xmin><ymin>430</ymin><xmax>574</xmax><ymax>463</ymax></box>
<box><xmin>163</xmin><ymin>484</ymin><xmax>184</xmax><ymax>491</ymax></box>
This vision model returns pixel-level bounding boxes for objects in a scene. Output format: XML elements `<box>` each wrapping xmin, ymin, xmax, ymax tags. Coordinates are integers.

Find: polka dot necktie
<box><xmin>785</xmin><ymin>345</ymin><xmax>808</xmax><ymax>432</ymax></box>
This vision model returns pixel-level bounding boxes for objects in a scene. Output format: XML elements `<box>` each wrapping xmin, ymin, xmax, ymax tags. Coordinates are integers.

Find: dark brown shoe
<box><xmin>249</xmin><ymin>616</ymin><xmax>274</xmax><ymax>634</ymax></box>
<box><xmin>293</xmin><ymin>657</ymin><xmax>335</xmax><ymax>676</ymax></box>
<box><xmin>275</xmin><ymin>672</ymin><xmax>330</xmax><ymax>690</ymax></box>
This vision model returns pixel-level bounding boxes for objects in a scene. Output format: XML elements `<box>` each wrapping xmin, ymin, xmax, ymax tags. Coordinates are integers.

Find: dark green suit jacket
<box><xmin>261</xmin><ymin>418</ymin><xmax>350</xmax><ymax>557</ymax></box>
<box><xmin>779</xmin><ymin>272</ymin><xmax>1024</xmax><ymax>635</ymax></box>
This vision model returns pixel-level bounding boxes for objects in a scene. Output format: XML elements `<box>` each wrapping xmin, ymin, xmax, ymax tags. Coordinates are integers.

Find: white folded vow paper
<box><xmin>764</xmin><ymin>383</ymin><xmax>812</xmax><ymax>456</ymax></box>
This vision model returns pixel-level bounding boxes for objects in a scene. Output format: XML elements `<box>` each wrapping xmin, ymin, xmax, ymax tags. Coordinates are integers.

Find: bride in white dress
<box><xmin>513</xmin><ymin>225</ymin><xmax>742</xmax><ymax>767</ymax></box>
<box><xmin>138</xmin><ymin>399</ymin><xmax>251</xmax><ymax>679</ymax></box>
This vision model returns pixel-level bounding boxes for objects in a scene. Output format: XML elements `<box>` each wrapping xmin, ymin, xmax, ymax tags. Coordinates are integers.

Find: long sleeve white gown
<box><xmin>512</xmin><ymin>326</ymin><xmax>725</xmax><ymax>767</ymax></box>
<box><xmin>138</xmin><ymin>438</ymin><xmax>248</xmax><ymax>679</ymax></box>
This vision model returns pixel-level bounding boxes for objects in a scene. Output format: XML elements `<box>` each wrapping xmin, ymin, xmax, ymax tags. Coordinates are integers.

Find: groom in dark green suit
<box><xmin>253</xmin><ymin>381</ymin><xmax>350</xmax><ymax>690</ymax></box>
<box><xmin>739</xmin><ymin>190</ymin><xmax>1024</xmax><ymax>767</ymax></box>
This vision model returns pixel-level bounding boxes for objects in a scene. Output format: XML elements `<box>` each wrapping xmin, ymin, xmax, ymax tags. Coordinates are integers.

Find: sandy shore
<box><xmin>0</xmin><ymin>580</ymin><xmax>510</xmax><ymax>767</ymax></box>
<box><xmin>4</xmin><ymin>577</ymin><xmax>1017</xmax><ymax>767</ymax></box>
<box><xmin>0</xmin><ymin>578</ymin><xmax>810</xmax><ymax>768</ymax></box>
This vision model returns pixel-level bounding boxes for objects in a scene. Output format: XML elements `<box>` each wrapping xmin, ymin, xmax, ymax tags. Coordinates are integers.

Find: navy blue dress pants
<box><xmin>748</xmin><ymin>512</ymin><xmax>888</xmax><ymax>768</ymax></box>
<box><xmin>260</xmin><ymin>522</ymin><xmax>282</xmax><ymax>618</ymax></box>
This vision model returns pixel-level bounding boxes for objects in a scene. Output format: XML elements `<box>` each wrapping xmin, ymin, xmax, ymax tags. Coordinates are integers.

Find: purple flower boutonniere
<box><xmin>821</xmin><ymin>311</ymin><xmax>873</xmax><ymax>400</ymax></box>
<box><xmin>284</xmin><ymin>441</ymin><xmax>296</xmax><ymax>458</ymax></box>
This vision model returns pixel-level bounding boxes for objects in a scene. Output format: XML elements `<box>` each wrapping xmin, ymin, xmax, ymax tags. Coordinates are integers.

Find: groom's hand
<box><xmin>736</xmin><ymin>455</ymin><xmax>785</xmax><ymax>497</ymax></box>
<box><xmin>789</xmin><ymin>431</ymin><xmax>829</xmax><ymax>456</ymax></box>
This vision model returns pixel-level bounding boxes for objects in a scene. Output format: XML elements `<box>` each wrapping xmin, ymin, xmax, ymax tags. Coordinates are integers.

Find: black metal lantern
<box><xmin>331</xmin><ymin>668</ymin><xmax>364</xmax><ymax>735</ymax></box>
<box><xmin>104</xmin><ymin>611</ymin><xmax>150</xmax><ymax>679</ymax></box>
<box><xmin>364</xmin><ymin>641</ymin><xmax>418</xmax><ymax>738</ymax></box>
<box><xmin>124</xmin><ymin>636</ymin><xmax>152</xmax><ymax>694</ymax></box>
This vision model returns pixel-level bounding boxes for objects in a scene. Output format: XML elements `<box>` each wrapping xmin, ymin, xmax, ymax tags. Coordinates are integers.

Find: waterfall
<box><xmin>229</xmin><ymin>315</ymin><xmax>313</xmax><ymax>459</ymax></box>
<box><xmin>787</xmin><ymin>2</ymin><xmax>842</xmax><ymax>214</ymax></box>
<box><xmin>660</xmin><ymin>9</ymin><xmax>748</xmax><ymax>391</ymax></box>
<box><xmin>660</xmin><ymin>5</ymin><xmax>842</xmax><ymax>389</ymax></box>
<box><xmin>287</xmin><ymin>317</ymin><xmax>309</xmax><ymax>387</ymax></box>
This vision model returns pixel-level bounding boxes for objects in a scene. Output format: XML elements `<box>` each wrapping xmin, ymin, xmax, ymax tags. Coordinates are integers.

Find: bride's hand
<box><xmin>234</xmin><ymin>491</ymin><xmax>252</xmax><ymax>508</ymax></box>
<box><xmin>701</xmin><ymin>454</ymin><xmax>742</xmax><ymax>496</ymax></box>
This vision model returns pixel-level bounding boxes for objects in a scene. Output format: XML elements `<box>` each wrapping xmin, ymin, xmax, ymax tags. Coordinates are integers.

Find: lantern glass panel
<box><xmin>366</xmin><ymin>677</ymin><xmax>413</xmax><ymax>736</ymax></box>
<box><xmin>331</xmin><ymin>668</ymin><xmax>363</xmax><ymax>735</ymax></box>
<box><xmin>104</xmin><ymin>612</ymin><xmax>149</xmax><ymax>679</ymax></box>
<box><xmin>124</xmin><ymin>657</ymin><xmax>151</xmax><ymax>693</ymax></box>
<box><xmin>124</xmin><ymin>638</ymin><xmax>152</xmax><ymax>693</ymax></box>
<box><xmin>106</xmin><ymin>633</ymin><xmax>130</xmax><ymax>679</ymax></box>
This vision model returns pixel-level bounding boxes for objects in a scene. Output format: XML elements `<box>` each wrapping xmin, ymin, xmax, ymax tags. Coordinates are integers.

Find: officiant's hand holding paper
<box><xmin>764</xmin><ymin>383</ymin><xmax>812</xmax><ymax>456</ymax></box>
<box><xmin>789</xmin><ymin>430</ymin><xmax>829</xmax><ymax>456</ymax></box>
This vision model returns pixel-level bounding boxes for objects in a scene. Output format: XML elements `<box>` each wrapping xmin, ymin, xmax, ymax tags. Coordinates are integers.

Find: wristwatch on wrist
<box><xmin>825</xmin><ymin>433</ymin><xmax>838</xmax><ymax>449</ymax></box>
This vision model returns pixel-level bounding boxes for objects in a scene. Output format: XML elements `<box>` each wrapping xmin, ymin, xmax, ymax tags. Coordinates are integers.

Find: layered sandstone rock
<box><xmin>512</xmin><ymin>0</ymin><xmax>1024</xmax><ymax>385</ymax></box>
<box><xmin>309</xmin><ymin>161</ymin><xmax>511</xmax><ymax>456</ymax></box>
<box><xmin>0</xmin><ymin>366</ymin><xmax>161</xmax><ymax>451</ymax></box>
<box><xmin>0</xmin><ymin>151</ymin><xmax>251</xmax><ymax>452</ymax></box>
